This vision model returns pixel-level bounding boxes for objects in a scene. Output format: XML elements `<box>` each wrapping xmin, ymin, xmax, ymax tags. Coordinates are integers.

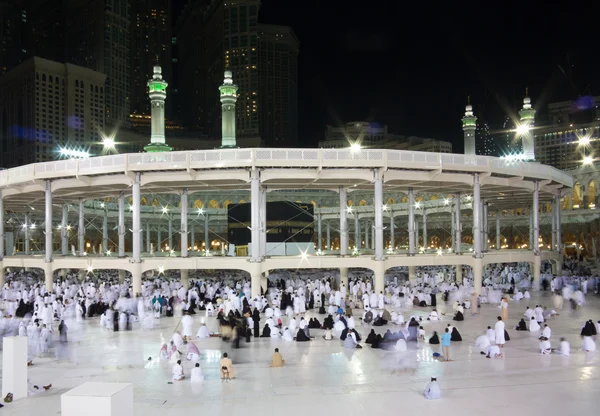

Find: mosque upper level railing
<box><xmin>0</xmin><ymin>148</ymin><xmax>573</xmax><ymax>189</ymax></box>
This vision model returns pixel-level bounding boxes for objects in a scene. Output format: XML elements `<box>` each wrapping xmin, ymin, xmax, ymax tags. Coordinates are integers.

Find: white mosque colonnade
<box><xmin>0</xmin><ymin>148</ymin><xmax>572</xmax><ymax>298</ymax></box>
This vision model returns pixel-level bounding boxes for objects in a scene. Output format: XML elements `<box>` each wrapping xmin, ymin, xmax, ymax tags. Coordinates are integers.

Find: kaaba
<box><xmin>227</xmin><ymin>202</ymin><xmax>314</xmax><ymax>245</ymax></box>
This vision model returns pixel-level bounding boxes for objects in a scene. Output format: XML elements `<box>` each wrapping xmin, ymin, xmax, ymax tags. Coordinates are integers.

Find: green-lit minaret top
<box><xmin>144</xmin><ymin>65</ymin><xmax>172</xmax><ymax>153</ymax></box>
<box><xmin>219</xmin><ymin>70</ymin><xmax>239</xmax><ymax>148</ymax></box>
<box><xmin>462</xmin><ymin>96</ymin><xmax>477</xmax><ymax>155</ymax></box>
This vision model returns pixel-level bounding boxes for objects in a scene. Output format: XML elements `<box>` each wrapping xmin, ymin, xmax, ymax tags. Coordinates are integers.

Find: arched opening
<box><xmin>386</xmin><ymin>197</ymin><xmax>395</xmax><ymax>205</ymax></box>
<box><xmin>193</xmin><ymin>200</ymin><xmax>204</xmax><ymax>209</ymax></box>
<box><xmin>430</xmin><ymin>195</ymin><xmax>439</xmax><ymax>201</ymax></box>
<box><xmin>588</xmin><ymin>179</ymin><xmax>597</xmax><ymax>209</ymax></box>
<box><xmin>152</xmin><ymin>198</ymin><xmax>160</xmax><ymax>207</ymax></box>
<box><xmin>347</xmin><ymin>199</ymin><xmax>354</xmax><ymax>207</ymax></box>
<box><xmin>560</xmin><ymin>195</ymin><xmax>571</xmax><ymax>210</ymax></box>
<box><xmin>359</xmin><ymin>199</ymin><xmax>368</xmax><ymax>206</ymax></box>
<box><xmin>572</xmin><ymin>182</ymin><xmax>583</xmax><ymax>209</ymax></box>
<box><xmin>208</xmin><ymin>200</ymin><xmax>219</xmax><ymax>209</ymax></box>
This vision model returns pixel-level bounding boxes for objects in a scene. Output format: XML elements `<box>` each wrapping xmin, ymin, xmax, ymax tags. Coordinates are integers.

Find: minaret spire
<box><xmin>219</xmin><ymin>70</ymin><xmax>239</xmax><ymax>148</ymax></box>
<box><xmin>144</xmin><ymin>65</ymin><xmax>172</xmax><ymax>152</ymax></box>
<box><xmin>462</xmin><ymin>96</ymin><xmax>477</xmax><ymax>155</ymax></box>
<box><xmin>518</xmin><ymin>88</ymin><xmax>536</xmax><ymax>160</ymax></box>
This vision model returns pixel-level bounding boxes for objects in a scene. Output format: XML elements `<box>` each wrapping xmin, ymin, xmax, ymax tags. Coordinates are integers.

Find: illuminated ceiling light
<box><xmin>86</xmin><ymin>265</ymin><xmax>94</xmax><ymax>273</ymax></box>
<box><xmin>443</xmin><ymin>198</ymin><xmax>449</xmax><ymax>205</ymax></box>
<box><xmin>129</xmin><ymin>205</ymin><xmax>134</xmax><ymax>211</ymax></box>
<box><xmin>350</xmin><ymin>142</ymin><xmax>361</xmax><ymax>152</ymax></box>
<box><xmin>162</xmin><ymin>206</ymin><xmax>169</xmax><ymax>214</ymax></box>
<box><xmin>583</xmin><ymin>155</ymin><xmax>594</xmax><ymax>165</ymax></box>
<box><xmin>59</xmin><ymin>147</ymin><xmax>90</xmax><ymax>159</ymax></box>
<box><xmin>414</xmin><ymin>202</ymin><xmax>421</xmax><ymax>209</ymax></box>
<box><xmin>158</xmin><ymin>266</ymin><xmax>165</xmax><ymax>274</ymax></box>
<box><xmin>579</xmin><ymin>135</ymin><xmax>591</xmax><ymax>146</ymax></box>
<box><xmin>100</xmin><ymin>202</ymin><xmax>105</xmax><ymax>208</ymax></box>
<box><xmin>437</xmin><ymin>249</ymin><xmax>443</xmax><ymax>256</ymax></box>
<box><xmin>22</xmin><ymin>224</ymin><xmax>27</xmax><ymax>229</ymax></box>
<box><xmin>347</xmin><ymin>206</ymin><xmax>353</xmax><ymax>213</ymax></box>
<box><xmin>465</xmin><ymin>195</ymin><xmax>472</xmax><ymax>201</ymax></box>
<box><xmin>197</xmin><ymin>208</ymin><xmax>204</xmax><ymax>215</ymax></box>
<box><xmin>382</xmin><ymin>204</ymin><xmax>388</xmax><ymax>211</ymax></box>
<box><xmin>515</xmin><ymin>124</ymin><xmax>530</xmax><ymax>135</ymax></box>
<box><xmin>300</xmin><ymin>249</ymin><xmax>308</xmax><ymax>260</ymax></box>
<box><xmin>66</xmin><ymin>225</ymin><xmax>72</xmax><ymax>230</ymax></box>
<box><xmin>30</xmin><ymin>223</ymin><xmax>36</xmax><ymax>229</ymax></box>
<box><xmin>106</xmin><ymin>249</ymin><xmax>111</xmax><ymax>256</ymax></box>
<box><xmin>102</xmin><ymin>137</ymin><xmax>116</xmax><ymax>150</ymax></box>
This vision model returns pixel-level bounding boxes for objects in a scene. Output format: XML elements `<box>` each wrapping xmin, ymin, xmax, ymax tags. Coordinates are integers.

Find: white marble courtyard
<box><xmin>1</xmin><ymin>291</ymin><xmax>599</xmax><ymax>416</ymax></box>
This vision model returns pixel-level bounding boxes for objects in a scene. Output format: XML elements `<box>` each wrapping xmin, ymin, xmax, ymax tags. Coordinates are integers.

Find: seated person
<box><xmin>418</xmin><ymin>326</ymin><xmax>426</xmax><ymax>341</ymax></box>
<box><xmin>539</xmin><ymin>337</ymin><xmax>552</xmax><ymax>354</ymax></box>
<box><xmin>295</xmin><ymin>327</ymin><xmax>310</xmax><ymax>342</ymax></box>
<box><xmin>429</xmin><ymin>331</ymin><xmax>440</xmax><ymax>345</ymax></box>
<box><xmin>323</xmin><ymin>329</ymin><xmax>333</xmax><ymax>340</ymax></box>
<box><xmin>557</xmin><ymin>337</ymin><xmax>570</xmax><ymax>356</ymax></box>
<box><xmin>515</xmin><ymin>318</ymin><xmax>527</xmax><ymax>331</ymax></box>
<box><xmin>423</xmin><ymin>377</ymin><xmax>441</xmax><ymax>400</ymax></box>
<box><xmin>190</xmin><ymin>363</ymin><xmax>204</xmax><ymax>382</ymax></box>
<box><xmin>428</xmin><ymin>309</ymin><xmax>439</xmax><ymax>321</ymax></box>
<box><xmin>172</xmin><ymin>360</ymin><xmax>185</xmax><ymax>381</ymax></box>
<box><xmin>486</xmin><ymin>344</ymin><xmax>503</xmax><ymax>358</ymax></box>
<box><xmin>270</xmin><ymin>348</ymin><xmax>285</xmax><ymax>367</ymax></box>
<box><xmin>365</xmin><ymin>329</ymin><xmax>377</xmax><ymax>344</ymax></box>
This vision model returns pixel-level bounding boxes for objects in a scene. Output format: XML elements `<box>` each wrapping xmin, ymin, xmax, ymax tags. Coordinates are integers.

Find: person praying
<box><xmin>172</xmin><ymin>360</ymin><xmax>184</xmax><ymax>381</ymax></box>
<box><xmin>270</xmin><ymin>348</ymin><xmax>285</xmax><ymax>367</ymax></box>
<box><xmin>424</xmin><ymin>377</ymin><xmax>441</xmax><ymax>400</ymax></box>
<box><xmin>220</xmin><ymin>352</ymin><xmax>235</xmax><ymax>379</ymax></box>
<box><xmin>190</xmin><ymin>363</ymin><xmax>204</xmax><ymax>382</ymax></box>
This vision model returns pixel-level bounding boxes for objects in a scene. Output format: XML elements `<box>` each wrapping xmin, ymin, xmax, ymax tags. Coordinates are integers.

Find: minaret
<box><xmin>144</xmin><ymin>65</ymin><xmax>172</xmax><ymax>152</ymax></box>
<box><xmin>519</xmin><ymin>88</ymin><xmax>536</xmax><ymax>160</ymax></box>
<box><xmin>462</xmin><ymin>96</ymin><xmax>477</xmax><ymax>155</ymax></box>
<box><xmin>219</xmin><ymin>70</ymin><xmax>238</xmax><ymax>148</ymax></box>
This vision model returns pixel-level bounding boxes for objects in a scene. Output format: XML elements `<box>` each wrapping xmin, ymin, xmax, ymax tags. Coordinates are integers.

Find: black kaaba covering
<box><xmin>227</xmin><ymin>202</ymin><xmax>314</xmax><ymax>245</ymax></box>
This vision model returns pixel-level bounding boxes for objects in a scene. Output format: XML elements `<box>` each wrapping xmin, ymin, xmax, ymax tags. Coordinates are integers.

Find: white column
<box><xmin>181</xmin><ymin>269</ymin><xmax>189</xmax><ymax>289</ymax></box>
<box><xmin>78</xmin><ymin>199</ymin><xmax>84</xmax><ymax>256</ymax></box>
<box><xmin>0</xmin><ymin>190</ymin><xmax>3</xmax><ymax>259</ymax></box>
<box><xmin>374</xmin><ymin>170</ymin><xmax>383</xmax><ymax>259</ymax></box>
<box><xmin>102</xmin><ymin>209</ymin><xmax>108</xmax><ymax>254</ymax></box>
<box><xmin>529</xmin><ymin>209</ymin><xmax>533</xmax><ymax>249</ymax></box>
<box><xmin>204</xmin><ymin>216</ymin><xmax>209</xmax><ymax>254</ymax></box>
<box><xmin>415</xmin><ymin>219</ymin><xmax>419</xmax><ymax>249</ymax></box>
<box><xmin>555</xmin><ymin>194</ymin><xmax>562</xmax><ymax>252</ymax></box>
<box><xmin>118</xmin><ymin>197</ymin><xmax>125</xmax><ymax>257</ymax></box>
<box><xmin>24</xmin><ymin>213</ymin><xmax>29</xmax><ymax>254</ymax></box>
<box><xmin>251</xmin><ymin>169</ymin><xmax>261</xmax><ymax>261</ymax></box>
<box><xmin>389</xmin><ymin>210</ymin><xmax>395</xmax><ymax>251</ymax></box>
<box><xmin>371</xmin><ymin>223</ymin><xmax>375</xmax><ymax>250</ymax></box>
<box><xmin>455</xmin><ymin>193</ymin><xmax>461</xmax><ymax>254</ymax></box>
<box><xmin>483</xmin><ymin>202</ymin><xmax>488</xmax><ymax>252</ymax></box>
<box><xmin>139</xmin><ymin>222</ymin><xmax>143</xmax><ymax>255</ymax></box>
<box><xmin>60</xmin><ymin>205</ymin><xmax>68</xmax><ymax>255</ymax></box>
<box><xmin>551</xmin><ymin>203</ymin><xmax>557</xmax><ymax>251</ymax></box>
<box><xmin>260</xmin><ymin>186</ymin><xmax>267</xmax><ymax>257</ymax></box>
<box><xmin>132</xmin><ymin>173</ymin><xmax>141</xmax><ymax>263</ymax></box>
<box><xmin>364</xmin><ymin>220</ymin><xmax>369</xmax><ymax>249</ymax></box>
<box><xmin>422</xmin><ymin>209</ymin><xmax>427</xmax><ymax>250</ymax></box>
<box><xmin>317</xmin><ymin>212</ymin><xmax>322</xmax><ymax>251</ymax></box>
<box><xmin>450</xmin><ymin>204</ymin><xmax>455</xmax><ymax>251</ymax></box>
<box><xmin>326</xmin><ymin>222</ymin><xmax>331</xmax><ymax>250</ymax></box>
<box><xmin>339</xmin><ymin>267</ymin><xmax>348</xmax><ymax>289</ymax></box>
<box><xmin>496</xmin><ymin>210</ymin><xmax>501</xmax><ymax>250</ymax></box>
<box><xmin>354</xmin><ymin>211</ymin><xmax>360</xmax><ymax>249</ymax></box>
<box><xmin>180</xmin><ymin>189</ymin><xmax>188</xmax><ymax>257</ymax></box>
<box><xmin>167</xmin><ymin>214</ymin><xmax>173</xmax><ymax>252</ymax></box>
<box><xmin>190</xmin><ymin>224</ymin><xmax>195</xmax><ymax>252</ymax></box>
<box><xmin>45</xmin><ymin>180</ymin><xmax>53</xmax><ymax>263</ymax></box>
<box><xmin>146</xmin><ymin>223</ymin><xmax>150</xmax><ymax>253</ymax></box>
<box><xmin>157</xmin><ymin>226</ymin><xmax>162</xmax><ymax>251</ymax></box>
<box><xmin>339</xmin><ymin>187</ymin><xmax>348</xmax><ymax>255</ymax></box>
<box><xmin>408</xmin><ymin>188</ymin><xmax>415</xmax><ymax>255</ymax></box>
<box><xmin>473</xmin><ymin>174</ymin><xmax>482</xmax><ymax>258</ymax></box>
<box><xmin>533</xmin><ymin>181</ymin><xmax>540</xmax><ymax>255</ymax></box>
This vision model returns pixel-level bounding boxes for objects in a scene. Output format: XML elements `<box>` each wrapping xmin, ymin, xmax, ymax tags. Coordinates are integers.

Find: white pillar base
<box><xmin>181</xmin><ymin>269</ymin><xmax>189</xmax><ymax>289</ymax></box>
<box><xmin>339</xmin><ymin>267</ymin><xmax>348</xmax><ymax>290</ymax></box>
<box><xmin>131</xmin><ymin>264</ymin><xmax>142</xmax><ymax>298</ymax></box>
<box><xmin>118</xmin><ymin>270</ymin><xmax>126</xmax><ymax>284</ymax></box>
<box><xmin>473</xmin><ymin>258</ymin><xmax>483</xmax><ymax>295</ymax></box>
<box><xmin>408</xmin><ymin>265</ymin><xmax>416</xmax><ymax>283</ymax></box>
<box><xmin>373</xmin><ymin>262</ymin><xmax>385</xmax><ymax>294</ymax></box>
<box><xmin>455</xmin><ymin>265</ymin><xmax>462</xmax><ymax>283</ymax></box>
<box><xmin>2</xmin><ymin>336</ymin><xmax>28</xmax><ymax>401</ymax></box>
<box><xmin>250</xmin><ymin>263</ymin><xmax>261</xmax><ymax>299</ymax></box>
<box><xmin>533</xmin><ymin>256</ymin><xmax>541</xmax><ymax>290</ymax></box>
<box><xmin>61</xmin><ymin>382</ymin><xmax>133</xmax><ymax>416</ymax></box>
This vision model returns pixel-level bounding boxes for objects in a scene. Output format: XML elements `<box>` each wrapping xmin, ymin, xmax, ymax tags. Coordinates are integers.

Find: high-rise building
<box><xmin>0</xmin><ymin>1</ymin><xmax>28</xmax><ymax>75</ymax></box>
<box><xmin>224</xmin><ymin>0</ymin><xmax>260</xmax><ymax>139</ymax></box>
<box><xmin>476</xmin><ymin>121</ymin><xmax>494</xmax><ymax>156</ymax></box>
<box><xmin>65</xmin><ymin>0</ymin><xmax>130</xmax><ymax>128</ymax></box>
<box><xmin>0</xmin><ymin>57</ymin><xmax>105</xmax><ymax>168</ymax></box>
<box><xmin>494</xmin><ymin>115</ymin><xmax>519</xmax><ymax>157</ymax></box>
<box><xmin>130</xmin><ymin>0</ymin><xmax>172</xmax><ymax>117</ymax></box>
<box><xmin>257</xmin><ymin>24</ymin><xmax>299</xmax><ymax>147</ymax></box>
<box><xmin>174</xmin><ymin>0</ymin><xmax>224</xmax><ymax>135</ymax></box>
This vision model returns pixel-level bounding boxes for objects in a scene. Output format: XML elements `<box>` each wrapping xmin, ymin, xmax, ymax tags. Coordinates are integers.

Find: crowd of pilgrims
<box><xmin>1</xmin><ymin>260</ymin><xmax>599</xmax><ymax>367</ymax></box>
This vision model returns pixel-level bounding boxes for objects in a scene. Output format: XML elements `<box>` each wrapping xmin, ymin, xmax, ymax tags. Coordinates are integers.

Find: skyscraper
<box><xmin>476</xmin><ymin>121</ymin><xmax>494</xmax><ymax>156</ymax></box>
<box><xmin>0</xmin><ymin>1</ymin><xmax>28</xmax><ymax>75</ymax></box>
<box><xmin>223</xmin><ymin>0</ymin><xmax>260</xmax><ymax>139</ymax></box>
<box><xmin>130</xmin><ymin>0</ymin><xmax>172</xmax><ymax>117</ymax></box>
<box><xmin>65</xmin><ymin>0</ymin><xmax>130</xmax><ymax>128</ymax></box>
<box><xmin>257</xmin><ymin>24</ymin><xmax>299</xmax><ymax>147</ymax></box>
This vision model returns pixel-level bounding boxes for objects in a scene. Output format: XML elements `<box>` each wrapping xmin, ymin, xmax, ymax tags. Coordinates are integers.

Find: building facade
<box><xmin>0</xmin><ymin>57</ymin><xmax>105</xmax><ymax>168</ymax></box>
<box><xmin>0</xmin><ymin>0</ymin><xmax>27</xmax><ymax>75</ymax></box>
<box><xmin>257</xmin><ymin>24</ymin><xmax>299</xmax><ymax>147</ymax></box>
<box><xmin>65</xmin><ymin>0</ymin><xmax>130</xmax><ymax>128</ymax></box>
<box><xmin>130</xmin><ymin>0</ymin><xmax>172</xmax><ymax>117</ymax></box>
<box><xmin>318</xmin><ymin>122</ymin><xmax>452</xmax><ymax>152</ymax></box>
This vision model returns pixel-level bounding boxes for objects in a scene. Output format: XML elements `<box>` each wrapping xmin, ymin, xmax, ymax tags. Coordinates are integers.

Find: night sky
<box><xmin>176</xmin><ymin>1</ymin><xmax>600</xmax><ymax>151</ymax></box>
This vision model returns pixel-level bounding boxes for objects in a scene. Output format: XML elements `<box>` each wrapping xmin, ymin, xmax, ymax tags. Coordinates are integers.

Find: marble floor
<box><xmin>1</xmin><ymin>291</ymin><xmax>599</xmax><ymax>415</ymax></box>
